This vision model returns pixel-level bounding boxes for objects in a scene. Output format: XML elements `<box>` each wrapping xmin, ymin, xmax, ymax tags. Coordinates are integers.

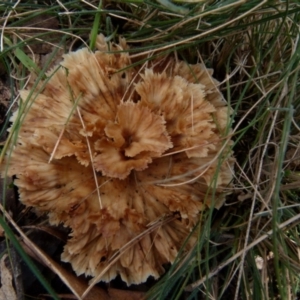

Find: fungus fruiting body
<box><xmin>2</xmin><ymin>35</ymin><xmax>234</xmax><ymax>285</ymax></box>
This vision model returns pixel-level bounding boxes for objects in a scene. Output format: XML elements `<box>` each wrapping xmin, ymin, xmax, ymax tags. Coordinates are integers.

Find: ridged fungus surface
<box><xmin>2</xmin><ymin>35</ymin><xmax>234</xmax><ymax>285</ymax></box>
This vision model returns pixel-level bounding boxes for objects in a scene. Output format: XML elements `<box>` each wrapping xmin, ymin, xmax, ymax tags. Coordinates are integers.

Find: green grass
<box><xmin>1</xmin><ymin>0</ymin><xmax>300</xmax><ymax>299</ymax></box>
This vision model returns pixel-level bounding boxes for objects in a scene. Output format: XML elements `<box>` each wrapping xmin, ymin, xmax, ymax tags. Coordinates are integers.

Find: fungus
<box><xmin>2</xmin><ymin>35</ymin><xmax>234</xmax><ymax>285</ymax></box>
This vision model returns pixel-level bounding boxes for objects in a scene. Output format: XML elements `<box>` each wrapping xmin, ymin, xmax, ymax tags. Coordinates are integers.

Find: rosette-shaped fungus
<box><xmin>2</xmin><ymin>35</ymin><xmax>234</xmax><ymax>285</ymax></box>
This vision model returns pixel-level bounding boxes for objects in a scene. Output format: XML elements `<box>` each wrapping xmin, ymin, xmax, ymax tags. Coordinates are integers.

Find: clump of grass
<box><xmin>1</xmin><ymin>1</ymin><xmax>300</xmax><ymax>299</ymax></box>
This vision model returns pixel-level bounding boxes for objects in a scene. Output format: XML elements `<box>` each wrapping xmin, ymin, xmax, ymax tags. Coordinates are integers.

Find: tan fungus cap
<box><xmin>2</xmin><ymin>34</ymin><xmax>234</xmax><ymax>285</ymax></box>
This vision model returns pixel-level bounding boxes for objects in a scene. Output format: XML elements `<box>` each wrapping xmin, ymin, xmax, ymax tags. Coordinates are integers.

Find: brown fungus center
<box><xmin>93</xmin><ymin>101</ymin><xmax>173</xmax><ymax>179</ymax></box>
